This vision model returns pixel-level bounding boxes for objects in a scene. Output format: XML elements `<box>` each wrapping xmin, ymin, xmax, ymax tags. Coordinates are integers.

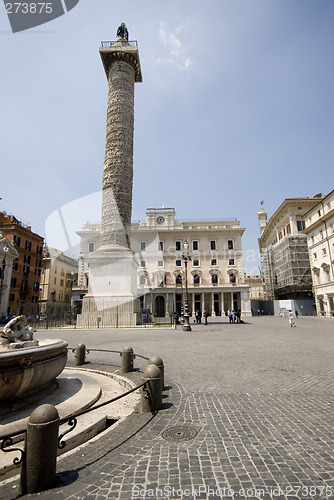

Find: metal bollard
<box><xmin>121</xmin><ymin>346</ymin><xmax>134</xmax><ymax>373</ymax></box>
<box><xmin>141</xmin><ymin>364</ymin><xmax>162</xmax><ymax>412</ymax></box>
<box><xmin>75</xmin><ymin>343</ymin><xmax>86</xmax><ymax>366</ymax></box>
<box><xmin>148</xmin><ymin>356</ymin><xmax>164</xmax><ymax>389</ymax></box>
<box><xmin>21</xmin><ymin>404</ymin><xmax>60</xmax><ymax>494</ymax></box>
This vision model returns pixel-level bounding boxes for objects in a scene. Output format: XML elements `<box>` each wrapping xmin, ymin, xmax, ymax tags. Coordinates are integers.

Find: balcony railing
<box><xmin>101</xmin><ymin>40</ymin><xmax>138</xmax><ymax>48</ymax></box>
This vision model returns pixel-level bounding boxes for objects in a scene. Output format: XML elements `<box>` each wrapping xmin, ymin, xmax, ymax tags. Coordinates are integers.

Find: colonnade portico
<box><xmin>139</xmin><ymin>287</ymin><xmax>250</xmax><ymax>320</ymax></box>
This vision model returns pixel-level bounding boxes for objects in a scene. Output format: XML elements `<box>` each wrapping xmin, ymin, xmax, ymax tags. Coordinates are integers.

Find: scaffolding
<box><xmin>262</xmin><ymin>235</ymin><xmax>313</xmax><ymax>300</ymax></box>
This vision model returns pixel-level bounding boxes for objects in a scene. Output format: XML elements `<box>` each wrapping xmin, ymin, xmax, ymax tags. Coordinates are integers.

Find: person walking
<box><xmin>203</xmin><ymin>309</ymin><xmax>208</xmax><ymax>325</ymax></box>
<box><xmin>288</xmin><ymin>310</ymin><xmax>296</xmax><ymax>327</ymax></box>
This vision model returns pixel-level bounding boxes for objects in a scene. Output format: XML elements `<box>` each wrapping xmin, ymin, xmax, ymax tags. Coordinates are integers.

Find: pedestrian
<box><xmin>295</xmin><ymin>310</ymin><xmax>299</xmax><ymax>319</ymax></box>
<box><xmin>232</xmin><ymin>310</ymin><xmax>236</xmax><ymax>324</ymax></box>
<box><xmin>257</xmin><ymin>309</ymin><xmax>261</xmax><ymax>316</ymax></box>
<box><xmin>288</xmin><ymin>310</ymin><xmax>296</xmax><ymax>327</ymax></box>
<box><xmin>236</xmin><ymin>310</ymin><xmax>241</xmax><ymax>323</ymax></box>
<box><xmin>203</xmin><ymin>309</ymin><xmax>208</xmax><ymax>325</ymax></box>
<box><xmin>228</xmin><ymin>309</ymin><xmax>232</xmax><ymax>323</ymax></box>
<box><xmin>195</xmin><ymin>310</ymin><xmax>201</xmax><ymax>324</ymax></box>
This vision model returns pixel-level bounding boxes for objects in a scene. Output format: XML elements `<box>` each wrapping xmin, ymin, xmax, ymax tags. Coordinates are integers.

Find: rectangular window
<box><xmin>227</xmin><ymin>240</ymin><xmax>233</xmax><ymax>250</ymax></box>
<box><xmin>192</xmin><ymin>240</ymin><xmax>198</xmax><ymax>251</ymax></box>
<box><xmin>158</xmin><ymin>260</ymin><xmax>164</xmax><ymax>267</ymax></box>
<box><xmin>313</xmin><ymin>252</ymin><xmax>317</xmax><ymax>260</ymax></box>
<box><xmin>11</xmin><ymin>277</ymin><xmax>16</xmax><ymax>288</ymax></box>
<box><xmin>140</xmin><ymin>261</ymin><xmax>146</xmax><ymax>267</ymax></box>
<box><xmin>60</xmin><ymin>279</ymin><xmax>64</xmax><ymax>286</ymax></box>
<box><xmin>297</xmin><ymin>220</ymin><xmax>305</xmax><ymax>231</ymax></box>
<box><xmin>13</xmin><ymin>235</ymin><xmax>21</xmax><ymax>247</ymax></box>
<box><xmin>59</xmin><ymin>293</ymin><xmax>63</xmax><ymax>302</ymax></box>
<box><xmin>158</xmin><ymin>241</ymin><xmax>164</xmax><ymax>251</ymax></box>
<box><xmin>175</xmin><ymin>260</ymin><xmax>182</xmax><ymax>267</ymax></box>
<box><xmin>210</xmin><ymin>241</ymin><xmax>216</xmax><ymax>250</ymax></box>
<box><xmin>9</xmin><ymin>293</ymin><xmax>15</xmax><ymax>301</ymax></box>
<box><xmin>25</xmin><ymin>241</ymin><xmax>31</xmax><ymax>251</ymax></box>
<box><xmin>61</xmin><ymin>268</ymin><xmax>65</xmax><ymax>276</ymax></box>
<box><xmin>35</xmin><ymin>268</ymin><xmax>41</xmax><ymax>276</ymax></box>
<box><xmin>322</xmin><ymin>248</ymin><xmax>327</xmax><ymax>256</ymax></box>
<box><xmin>36</xmin><ymin>245</ymin><xmax>43</xmax><ymax>255</ymax></box>
<box><xmin>12</xmin><ymin>259</ymin><xmax>18</xmax><ymax>271</ymax></box>
<box><xmin>36</xmin><ymin>258</ymin><xmax>42</xmax><ymax>268</ymax></box>
<box><xmin>140</xmin><ymin>241</ymin><xmax>146</xmax><ymax>252</ymax></box>
<box><xmin>193</xmin><ymin>259</ymin><xmax>199</xmax><ymax>266</ymax></box>
<box><xmin>229</xmin><ymin>258</ymin><xmax>235</xmax><ymax>265</ymax></box>
<box><xmin>23</xmin><ymin>265</ymin><xmax>30</xmax><ymax>278</ymax></box>
<box><xmin>175</xmin><ymin>241</ymin><xmax>181</xmax><ymax>251</ymax></box>
<box><xmin>54</xmin><ymin>277</ymin><xmax>57</xmax><ymax>284</ymax></box>
<box><xmin>211</xmin><ymin>259</ymin><xmax>217</xmax><ymax>266</ymax></box>
<box><xmin>88</xmin><ymin>242</ymin><xmax>95</xmax><ymax>253</ymax></box>
<box><xmin>55</xmin><ymin>266</ymin><xmax>57</xmax><ymax>274</ymax></box>
<box><xmin>320</xmin><ymin>230</ymin><xmax>323</xmax><ymax>240</ymax></box>
<box><xmin>318</xmin><ymin>210</ymin><xmax>322</xmax><ymax>217</ymax></box>
<box><xmin>24</xmin><ymin>255</ymin><xmax>31</xmax><ymax>264</ymax></box>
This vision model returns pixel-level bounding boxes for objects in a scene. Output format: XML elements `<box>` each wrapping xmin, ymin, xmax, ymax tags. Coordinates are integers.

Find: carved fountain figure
<box><xmin>0</xmin><ymin>316</ymin><xmax>68</xmax><ymax>414</ymax></box>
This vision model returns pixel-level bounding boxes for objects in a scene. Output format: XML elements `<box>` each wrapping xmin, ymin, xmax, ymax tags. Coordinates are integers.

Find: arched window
<box><xmin>229</xmin><ymin>273</ymin><xmax>236</xmax><ymax>284</ymax></box>
<box><xmin>211</xmin><ymin>274</ymin><xmax>218</xmax><ymax>285</ymax></box>
<box><xmin>175</xmin><ymin>274</ymin><xmax>182</xmax><ymax>285</ymax></box>
<box><xmin>193</xmin><ymin>274</ymin><xmax>200</xmax><ymax>285</ymax></box>
<box><xmin>140</xmin><ymin>275</ymin><xmax>146</xmax><ymax>285</ymax></box>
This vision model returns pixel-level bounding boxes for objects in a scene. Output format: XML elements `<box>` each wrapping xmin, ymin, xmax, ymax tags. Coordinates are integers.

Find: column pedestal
<box><xmin>77</xmin><ymin>247</ymin><xmax>138</xmax><ymax>328</ymax></box>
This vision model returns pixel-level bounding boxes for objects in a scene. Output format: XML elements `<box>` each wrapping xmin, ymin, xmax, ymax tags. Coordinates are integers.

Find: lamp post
<box><xmin>68</xmin><ymin>271</ymin><xmax>75</xmax><ymax>324</ymax></box>
<box><xmin>0</xmin><ymin>243</ymin><xmax>9</xmax><ymax>315</ymax></box>
<box><xmin>182</xmin><ymin>240</ymin><xmax>192</xmax><ymax>331</ymax></box>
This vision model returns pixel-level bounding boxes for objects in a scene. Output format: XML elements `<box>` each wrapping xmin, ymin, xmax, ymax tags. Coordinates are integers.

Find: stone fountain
<box><xmin>0</xmin><ymin>315</ymin><xmax>68</xmax><ymax>415</ymax></box>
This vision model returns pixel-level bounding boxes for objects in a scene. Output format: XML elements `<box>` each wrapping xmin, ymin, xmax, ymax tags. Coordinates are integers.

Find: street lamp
<box><xmin>68</xmin><ymin>271</ymin><xmax>75</xmax><ymax>324</ymax></box>
<box><xmin>182</xmin><ymin>239</ymin><xmax>192</xmax><ymax>331</ymax></box>
<box><xmin>0</xmin><ymin>243</ymin><xmax>9</xmax><ymax>315</ymax></box>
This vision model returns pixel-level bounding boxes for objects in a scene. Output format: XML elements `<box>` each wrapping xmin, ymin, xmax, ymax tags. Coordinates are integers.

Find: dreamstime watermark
<box><xmin>3</xmin><ymin>0</ymin><xmax>80</xmax><ymax>33</ymax></box>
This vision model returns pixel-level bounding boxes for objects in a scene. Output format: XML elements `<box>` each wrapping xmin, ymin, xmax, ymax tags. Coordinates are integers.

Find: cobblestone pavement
<box><xmin>1</xmin><ymin>316</ymin><xmax>334</xmax><ymax>500</ymax></box>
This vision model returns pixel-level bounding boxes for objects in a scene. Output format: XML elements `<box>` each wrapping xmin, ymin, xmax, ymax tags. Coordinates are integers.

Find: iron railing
<box><xmin>0</xmin><ymin>347</ymin><xmax>150</xmax><ymax>467</ymax></box>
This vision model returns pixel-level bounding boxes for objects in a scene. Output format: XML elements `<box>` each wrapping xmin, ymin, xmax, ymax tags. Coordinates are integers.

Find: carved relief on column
<box><xmin>100</xmin><ymin>59</ymin><xmax>135</xmax><ymax>249</ymax></box>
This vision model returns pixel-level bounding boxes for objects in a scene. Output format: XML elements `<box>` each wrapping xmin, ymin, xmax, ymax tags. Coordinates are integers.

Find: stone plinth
<box><xmin>76</xmin><ymin>247</ymin><xmax>138</xmax><ymax>328</ymax></box>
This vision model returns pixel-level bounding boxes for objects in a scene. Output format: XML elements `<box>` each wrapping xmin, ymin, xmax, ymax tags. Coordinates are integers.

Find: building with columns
<box><xmin>303</xmin><ymin>190</ymin><xmax>334</xmax><ymax>317</ymax></box>
<box><xmin>77</xmin><ymin>208</ymin><xmax>251</xmax><ymax>321</ymax></box>
<box><xmin>258</xmin><ymin>196</ymin><xmax>322</xmax><ymax>313</ymax></box>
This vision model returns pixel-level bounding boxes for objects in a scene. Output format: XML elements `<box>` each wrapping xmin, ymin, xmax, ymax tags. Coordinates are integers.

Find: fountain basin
<box><xmin>0</xmin><ymin>339</ymin><xmax>68</xmax><ymax>408</ymax></box>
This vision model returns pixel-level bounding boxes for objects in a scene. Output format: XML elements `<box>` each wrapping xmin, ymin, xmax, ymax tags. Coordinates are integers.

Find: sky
<box><xmin>1</xmin><ymin>0</ymin><xmax>333</xmax><ymax>275</ymax></box>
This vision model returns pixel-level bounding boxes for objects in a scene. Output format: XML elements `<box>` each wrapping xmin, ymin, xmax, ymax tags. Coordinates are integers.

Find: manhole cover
<box><xmin>161</xmin><ymin>425</ymin><xmax>201</xmax><ymax>442</ymax></box>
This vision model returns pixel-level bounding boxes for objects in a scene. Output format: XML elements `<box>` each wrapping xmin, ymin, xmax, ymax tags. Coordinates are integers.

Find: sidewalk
<box><xmin>1</xmin><ymin>316</ymin><xmax>333</xmax><ymax>499</ymax></box>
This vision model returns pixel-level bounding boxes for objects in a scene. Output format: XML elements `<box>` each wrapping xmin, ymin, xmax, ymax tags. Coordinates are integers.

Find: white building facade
<box><xmin>77</xmin><ymin>208</ymin><xmax>251</xmax><ymax>322</ymax></box>
<box><xmin>303</xmin><ymin>190</ymin><xmax>334</xmax><ymax>317</ymax></box>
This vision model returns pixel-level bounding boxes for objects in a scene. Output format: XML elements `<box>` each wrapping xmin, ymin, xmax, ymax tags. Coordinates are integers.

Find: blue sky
<box><xmin>1</xmin><ymin>0</ymin><xmax>333</xmax><ymax>274</ymax></box>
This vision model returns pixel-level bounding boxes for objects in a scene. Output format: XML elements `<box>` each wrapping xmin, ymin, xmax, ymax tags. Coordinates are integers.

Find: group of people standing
<box><xmin>227</xmin><ymin>309</ymin><xmax>241</xmax><ymax>324</ymax></box>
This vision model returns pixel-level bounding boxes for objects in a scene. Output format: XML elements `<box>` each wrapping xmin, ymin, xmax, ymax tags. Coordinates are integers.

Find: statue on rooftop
<box><xmin>117</xmin><ymin>23</ymin><xmax>129</xmax><ymax>41</ymax></box>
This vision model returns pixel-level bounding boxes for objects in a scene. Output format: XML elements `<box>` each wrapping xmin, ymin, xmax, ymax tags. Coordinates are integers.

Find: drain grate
<box><xmin>161</xmin><ymin>425</ymin><xmax>201</xmax><ymax>442</ymax></box>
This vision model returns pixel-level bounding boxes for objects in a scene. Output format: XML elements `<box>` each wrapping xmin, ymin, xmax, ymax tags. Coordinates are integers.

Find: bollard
<box><xmin>75</xmin><ymin>343</ymin><xmax>86</xmax><ymax>366</ymax></box>
<box><xmin>21</xmin><ymin>404</ymin><xmax>60</xmax><ymax>494</ymax></box>
<box><xmin>121</xmin><ymin>346</ymin><xmax>134</xmax><ymax>373</ymax></box>
<box><xmin>148</xmin><ymin>356</ymin><xmax>164</xmax><ymax>389</ymax></box>
<box><xmin>141</xmin><ymin>364</ymin><xmax>162</xmax><ymax>412</ymax></box>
